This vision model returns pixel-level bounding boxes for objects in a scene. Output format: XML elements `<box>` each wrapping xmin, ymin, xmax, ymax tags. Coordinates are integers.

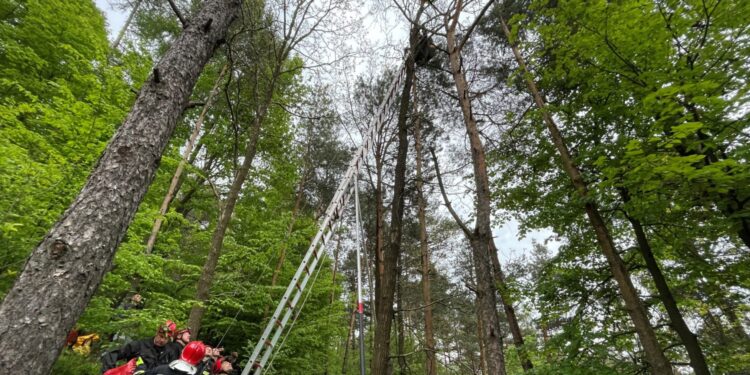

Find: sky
<box><xmin>91</xmin><ymin>0</ymin><xmax>560</xmax><ymax>267</ymax></box>
<box><xmin>95</xmin><ymin>0</ymin><xmax>126</xmax><ymax>40</ymax></box>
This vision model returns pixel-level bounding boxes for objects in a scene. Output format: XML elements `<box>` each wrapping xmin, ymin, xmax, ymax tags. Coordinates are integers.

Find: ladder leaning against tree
<box><xmin>241</xmin><ymin>56</ymin><xmax>409</xmax><ymax>375</ymax></box>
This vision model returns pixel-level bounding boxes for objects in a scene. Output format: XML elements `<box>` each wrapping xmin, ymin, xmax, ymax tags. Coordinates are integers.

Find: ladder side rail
<box><xmin>243</xmin><ymin>61</ymin><xmax>407</xmax><ymax>375</ymax></box>
<box><xmin>243</xmin><ymin>182</ymin><xmax>355</xmax><ymax>375</ymax></box>
<box><xmin>244</xmin><ymin>167</ymin><xmax>355</xmax><ymax>371</ymax></box>
<box><xmin>253</xmin><ymin>225</ymin><xmax>339</xmax><ymax>375</ymax></box>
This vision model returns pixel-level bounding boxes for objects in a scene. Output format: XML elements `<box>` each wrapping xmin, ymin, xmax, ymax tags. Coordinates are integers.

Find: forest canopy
<box><xmin>0</xmin><ymin>0</ymin><xmax>748</xmax><ymax>374</ymax></box>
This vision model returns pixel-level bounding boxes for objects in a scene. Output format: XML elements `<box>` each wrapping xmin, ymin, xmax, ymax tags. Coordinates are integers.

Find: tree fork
<box><xmin>444</xmin><ymin>1</ymin><xmax>507</xmax><ymax>371</ymax></box>
<box><xmin>499</xmin><ymin>16</ymin><xmax>673</xmax><ymax>374</ymax></box>
<box><xmin>0</xmin><ymin>1</ymin><xmax>240</xmax><ymax>373</ymax></box>
<box><xmin>371</xmin><ymin>6</ymin><xmax>423</xmax><ymax>372</ymax></box>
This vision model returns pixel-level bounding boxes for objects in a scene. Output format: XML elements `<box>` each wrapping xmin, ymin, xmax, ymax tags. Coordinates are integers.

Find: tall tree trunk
<box><xmin>342</xmin><ymin>308</ymin><xmax>357</xmax><ymax>374</ymax></box>
<box><xmin>489</xmin><ymin>241</ymin><xmax>533</xmax><ymax>371</ymax></box>
<box><xmin>620</xmin><ymin>189</ymin><xmax>710</xmax><ymax>375</ymax></box>
<box><xmin>413</xmin><ymin>86</ymin><xmax>438</xmax><ymax>375</ymax></box>
<box><xmin>188</xmin><ymin>62</ymin><xmax>279</xmax><ymax>334</ymax></box>
<box><xmin>445</xmin><ymin>5</ymin><xmax>506</xmax><ymax>373</ymax></box>
<box><xmin>111</xmin><ymin>0</ymin><xmax>143</xmax><ymax>51</ymax></box>
<box><xmin>396</xmin><ymin>262</ymin><xmax>408</xmax><ymax>374</ymax></box>
<box><xmin>499</xmin><ymin>17</ymin><xmax>673</xmax><ymax>375</ymax></box>
<box><xmin>0</xmin><ymin>1</ymin><xmax>239</xmax><ymax>372</ymax></box>
<box><xmin>371</xmin><ymin>21</ymin><xmax>419</xmax><ymax>375</ymax></box>
<box><xmin>474</xmin><ymin>293</ymin><xmax>489</xmax><ymax>375</ymax></box>
<box><xmin>145</xmin><ymin>63</ymin><xmax>229</xmax><ymax>254</ymax></box>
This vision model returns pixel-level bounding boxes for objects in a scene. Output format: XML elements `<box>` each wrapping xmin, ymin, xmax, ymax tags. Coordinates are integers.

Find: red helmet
<box><xmin>174</xmin><ymin>327</ymin><xmax>191</xmax><ymax>340</ymax></box>
<box><xmin>213</xmin><ymin>357</ymin><xmax>223</xmax><ymax>373</ymax></box>
<box><xmin>159</xmin><ymin>320</ymin><xmax>177</xmax><ymax>336</ymax></box>
<box><xmin>181</xmin><ymin>341</ymin><xmax>206</xmax><ymax>366</ymax></box>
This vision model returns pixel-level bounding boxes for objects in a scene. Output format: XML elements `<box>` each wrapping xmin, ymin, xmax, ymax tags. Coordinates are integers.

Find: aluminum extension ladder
<box><xmin>241</xmin><ymin>60</ymin><xmax>407</xmax><ymax>375</ymax></box>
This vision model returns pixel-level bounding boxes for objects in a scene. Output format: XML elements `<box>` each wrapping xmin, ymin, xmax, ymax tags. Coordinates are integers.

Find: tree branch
<box><xmin>429</xmin><ymin>147</ymin><xmax>472</xmax><ymax>237</ymax></box>
<box><xmin>167</xmin><ymin>0</ymin><xmax>187</xmax><ymax>27</ymax></box>
<box><xmin>458</xmin><ymin>0</ymin><xmax>496</xmax><ymax>52</ymax></box>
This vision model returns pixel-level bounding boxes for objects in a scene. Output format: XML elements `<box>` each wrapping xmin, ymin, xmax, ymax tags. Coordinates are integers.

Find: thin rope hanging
<box><xmin>353</xmin><ymin>175</ymin><xmax>367</xmax><ymax>375</ymax></box>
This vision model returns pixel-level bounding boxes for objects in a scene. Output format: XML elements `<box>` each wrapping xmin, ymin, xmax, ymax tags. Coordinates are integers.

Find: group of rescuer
<box><xmin>101</xmin><ymin>320</ymin><xmax>237</xmax><ymax>375</ymax></box>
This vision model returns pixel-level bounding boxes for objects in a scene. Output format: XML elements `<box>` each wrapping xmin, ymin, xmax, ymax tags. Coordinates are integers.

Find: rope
<box><xmin>261</xmin><ymin>201</ymin><xmax>349</xmax><ymax>373</ymax></box>
<box><xmin>263</xmin><ymin>238</ymin><xmax>327</xmax><ymax>373</ymax></box>
<box><xmin>353</xmin><ymin>175</ymin><xmax>367</xmax><ymax>375</ymax></box>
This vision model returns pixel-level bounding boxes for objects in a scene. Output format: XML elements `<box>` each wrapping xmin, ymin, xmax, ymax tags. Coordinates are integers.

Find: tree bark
<box><xmin>187</xmin><ymin>57</ymin><xmax>283</xmax><ymax>334</ymax></box>
<box><xmin>187</xmin><ymin>100</ymin><xmax>264</xmax><ymax>335</ymax></box>
<box><xmin>444</xmin><ymin>4</ymin><xmax>506</xmax><ymax>373</ymax></box>
<box><xmin>499</xmin><ymin>17</ymin><xmax>673</xmax><ymax>375</ymax></box>
<box><xmin>413</xmin><ymin>86</ymin><xmax>438</xmax><ymax>375</ymax></box>
<box><xmin>371</xmin><ymin>19</ymin><xmax>420</xmax><ymax>375</ymax></box>
<box><xmin>145</xmin><ymin>63</ymin><xmax>229</xmax><ymax>254</ymax></box>
<box><xmin>342</xmin><ymin>308</ymin><xmax>356</xmax><ymax>374</ymax></box>
<box><xmin>489</xmin><ymin>241</ymin><xmax>533</xmax><ymax>371</ymax></box>
<box><xmin>0</xmin><ymin>1</ymin><xmax>239</xmax><ymax>372</ymax></box>
<box><xmin>620</xmin><ymin>189</ymin><xmax>710</xmax><ymax>375</ymax></box>
<box><xmin>396</xmin><ymin>262</ymin><xmax>408</xmax><ymax>374</ymax></box>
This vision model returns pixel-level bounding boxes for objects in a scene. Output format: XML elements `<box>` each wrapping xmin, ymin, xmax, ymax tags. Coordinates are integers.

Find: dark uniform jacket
<box><xmin>101</xmin><ymin>337</ymin><xmax>169</xmax><ymax>373</ymax></box>
<box><xmin>164</xmin><ymin>341</ymin><xmax>186</xmax><ymax>364</ymax></box>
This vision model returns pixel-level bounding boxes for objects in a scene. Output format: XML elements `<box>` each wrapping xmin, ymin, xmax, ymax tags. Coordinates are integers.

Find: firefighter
<box><xmin>101</xmin><ymin>320</ymin><xmax>176</xmax><ymax>374</ymax></box>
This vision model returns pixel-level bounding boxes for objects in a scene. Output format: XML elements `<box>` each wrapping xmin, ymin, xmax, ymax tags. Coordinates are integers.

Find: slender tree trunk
<box><xmin>343</xmin><ymin>308</ymin><xmax>357</xmax><ymax>374</ymax></box>
<box><xmin>475</xmin><ymin>297</ymin><xmax>489</xmax><ymax>375</ymax></box>
<box><xmin>445</xmin><ymin>6</ymin><xmax>506</xmax><ymax>373</ymax></box>
<box><xmin>371</xmin><ymin>22</ymin><xmax>419</xmax><ymax>375</ymax></box>
<box><xmin>188</xmin><ymin>63</ymin><xmax>279</xmax><ymax>334</ymax></box>
<box><xmin>188</xmin><ymin>113</ymin><xmax>262</xmax><ymax>335</ymax></box>
<box><xmin>372</xmin><ymin>132</ymin><xmax>386</xmax><ymax>327</ymax></box>
<box><xmin>413</xmin><ymin>88</ymin><xmax>438</xmax><ymax>375</ymax></box>
<box><xmin>0</xmin><ymin>1</ymin><xmax>239</xmax><ymax>372</ymax></box>
<box><xmin>145</xmin><ymin>63</ymin><xmax>229</xmax><ymax>254</ymax></box>
<box><xmin>174</xmin><ymin>153</ymin><xmax>218</xmax><ymax>215</ymax></box>
<box><xmin>111</xmin><ymin>0</ymin><xmax>143</xmax><ymax>51</ymax></box>
<box><xmin>703</xmin><ymin>309</ymin><xmax>729</xmax><ymax>345</ymax></box>
<box><xmin>499</xmin><ymin>17</ymin><xmax>673</xmax><ymax>374</ymax></box>
<box><xmin>620</xmin><ymin>190</ymin><xmax>710</xmax><ymax>375</ymax></box>
<box><xmin>489</xmin><ymin>241</ymin><xmax>533</xmax><ymax>371</ymax></box>
<box><xmin>396</xmin><ymin>263</ymin><xmax>408</xmax><ymax>374</ymax></box>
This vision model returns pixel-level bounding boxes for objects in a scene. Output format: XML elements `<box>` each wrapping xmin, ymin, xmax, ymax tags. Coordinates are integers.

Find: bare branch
<box><xmin>167</xmin><ymin>0</ymin><xmax>188</xmax><ymax>27</ymax></box>
<box><xmin>458</xmin><ymin>0</ymin><xmax>496</xmax><ymax>52</ymax></box>
<box><xmin>429</xmin><ymin>147</ymin><xmax>472</xmax><ymax>237</ymax></box>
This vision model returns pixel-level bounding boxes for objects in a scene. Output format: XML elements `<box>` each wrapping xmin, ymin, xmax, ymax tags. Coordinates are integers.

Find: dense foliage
<box><xmin>0</xmin><ymin>0</ymin><xmax>747</xmax><ymax>374</ymax></box>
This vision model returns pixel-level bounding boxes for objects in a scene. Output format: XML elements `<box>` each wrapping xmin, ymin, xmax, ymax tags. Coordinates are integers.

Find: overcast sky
<box><xmin>91</xmin><ymin>0</ymin><xmax>560</xmax><ymax>267</ymax></box>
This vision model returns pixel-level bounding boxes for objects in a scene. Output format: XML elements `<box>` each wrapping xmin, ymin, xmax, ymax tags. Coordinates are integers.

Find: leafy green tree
<box><xmin>0</xmin><ymin>0</ymin><xmax>132</xmax><ymax>294</ymax></box>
